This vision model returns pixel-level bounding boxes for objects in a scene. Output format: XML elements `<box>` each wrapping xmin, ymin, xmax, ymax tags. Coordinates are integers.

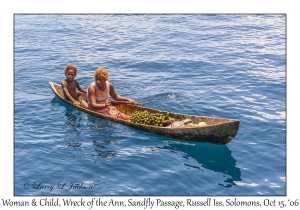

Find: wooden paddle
<box><xmin>111</xmin><ymin>100</ymin><xmax>142</xmax><ymax>106</ymax></box>
<box><xmin>111</xmin><ymin>94</ymin><xmax>176</xmax><ymax>106</ymax></box>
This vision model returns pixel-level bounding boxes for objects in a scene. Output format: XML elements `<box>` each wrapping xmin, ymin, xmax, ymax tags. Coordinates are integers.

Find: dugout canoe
<box><xmin>49</xmin><ymin>82</ymin><xmax>240</xmax><ymax>144</ymax></box>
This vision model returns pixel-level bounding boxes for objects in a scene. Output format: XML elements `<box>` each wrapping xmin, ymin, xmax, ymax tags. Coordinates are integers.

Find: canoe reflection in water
<box><xmin>89</xmin><ymin>140</ymin><xmax>118</xmax><ymax>158</ymax></box>
<box><xmin>61</xmin><ymin>102</ymin><xmax>85</xmax><ymax>156</ymax></box>
<box><xmin>159</xmin><ymin>141</ymin><xmax>242</xmax><ymax>188</ymax></box>
<box><xmin>51</xmin><ymin>97</ymin><xmax>241</xmax><ymax>187</ymax></box>
<box><xmin>86</xmin><ymin>114</ymin><xmax>118</xmax><ymax>159</ymax></box>
<box><xmin>52</xmin><ymin>97</ymin><xmax>119</xmax><ymax>159</ymax></box>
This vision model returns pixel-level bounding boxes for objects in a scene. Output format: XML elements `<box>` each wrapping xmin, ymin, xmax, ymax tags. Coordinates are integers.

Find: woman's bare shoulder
<box><xmin>88</xmin><ymin>83</ymin><xmax>95</xmax><ymax>90</ymax></box>
<box><xmin>108</xmin><ymin>81</ymin><xmax>114</xmax><ymax>88</ymax></box>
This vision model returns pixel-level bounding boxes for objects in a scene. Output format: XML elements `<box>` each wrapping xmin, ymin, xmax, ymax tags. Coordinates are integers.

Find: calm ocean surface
<box><xmin>14</xmin><ymin>14</ymin><xmax>286</xmax><ymax>196</ymax></box>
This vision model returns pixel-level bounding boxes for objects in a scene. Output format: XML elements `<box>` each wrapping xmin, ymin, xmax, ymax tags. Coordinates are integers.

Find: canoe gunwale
<box><xmin>49</xmin><ymin>81</ymin><xmax>239</xmax><ymax>144</ymax></box>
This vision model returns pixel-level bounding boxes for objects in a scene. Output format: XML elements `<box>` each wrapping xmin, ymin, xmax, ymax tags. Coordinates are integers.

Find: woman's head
<box><xmin>94</xmin><ymin>67</ymin><xmax>109</xmax><ymax>81</ymax></box>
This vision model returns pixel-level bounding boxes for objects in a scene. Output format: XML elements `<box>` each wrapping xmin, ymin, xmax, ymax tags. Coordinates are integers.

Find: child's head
<box><xmin>64</xmin><ymin>64</ymin><xmax>78</xmax><ymax>76</ymax></box>
<box><xmin>94</xmin><ymin>67</ymin><xmax>109</xmax><ymax>81</ymax></box>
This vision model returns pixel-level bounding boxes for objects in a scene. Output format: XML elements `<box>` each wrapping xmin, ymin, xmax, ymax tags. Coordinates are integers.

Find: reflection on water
<box><xmin>51</xmin><ymin>97</ymin><xmax>118</xmax><ymax>159</ymax></box>
<box><xmin>66</xmin><ymin>142</ymin><xmax>82</xmax><ymax>148</ymax></box>
<box><xmin>92</xmin><ymin>140</ymin><xmax>117</xmax><ymax>147</ymax></box>
<box><xmin>64</xmin><ymin>109</ymin><xmax>83</xmax><ymax>135</ymax></box>
<box><xmin>88</xmin><ymin>140</ymin><xmax>118</xmax><ymax>158</ymax></box>
<box><xmin>88</xmin><ymin>148</ymin><xmax>118</xmax><ymax>158</ymax></box>
<box><xmin>86</xmin><ymin>114</ymin><xmax>114</xmax><ymax>136</ymax></box>
<box><xmin>86</xmin><ymin>116</ymin><xmax>118</xmax><ymax>159</ymax></box>
<box><xmin>51</xmin><ymin>96</ymin><xmax>241</xmax><ymax>185</ymax></box>
<box><xmin>62</xmin><ymin>105</ymin><xmax>84</xmax><ymax>152</ymax></box>
<box><xmin>159</xmin><ymin>140</ymin><xmax>242</xmax><ymax>188</ymax></box>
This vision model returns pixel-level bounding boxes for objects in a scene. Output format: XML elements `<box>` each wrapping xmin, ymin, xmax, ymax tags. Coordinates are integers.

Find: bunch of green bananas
<box><xmin>130</xmin><ymin>111</ymin><xmax>171</xmax><ymax>126</ymax></box>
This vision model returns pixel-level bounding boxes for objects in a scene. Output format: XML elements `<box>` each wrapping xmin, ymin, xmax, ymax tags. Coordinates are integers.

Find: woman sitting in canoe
<box><xmin>86</xmin><ymin>67</ymin><xmax>137</xmax><ymax>120</ymax></box>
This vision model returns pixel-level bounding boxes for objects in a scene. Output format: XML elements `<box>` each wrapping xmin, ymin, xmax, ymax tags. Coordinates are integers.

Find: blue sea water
<box><xmin>14</xmin><ymin>14</ymin><xmax>286</xmax><ymax>196</ymax></box>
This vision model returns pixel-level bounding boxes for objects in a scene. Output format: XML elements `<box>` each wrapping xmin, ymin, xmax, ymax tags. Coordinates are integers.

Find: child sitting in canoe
<box><xmin>61</xmin><ymin>64</ymin><xmax>88</xmax><ymax>107</ymax></box>
<box><xmin>86</xmin><ymin>67</ymin><xmax>137</xmax><ymax>120</ymax></box>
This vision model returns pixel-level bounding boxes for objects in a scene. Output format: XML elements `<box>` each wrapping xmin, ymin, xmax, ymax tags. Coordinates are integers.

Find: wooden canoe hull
<box><xmin>49</xmin><ymin>82</ymin><xmax>239</xmax><ymax>144</ymax></box>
